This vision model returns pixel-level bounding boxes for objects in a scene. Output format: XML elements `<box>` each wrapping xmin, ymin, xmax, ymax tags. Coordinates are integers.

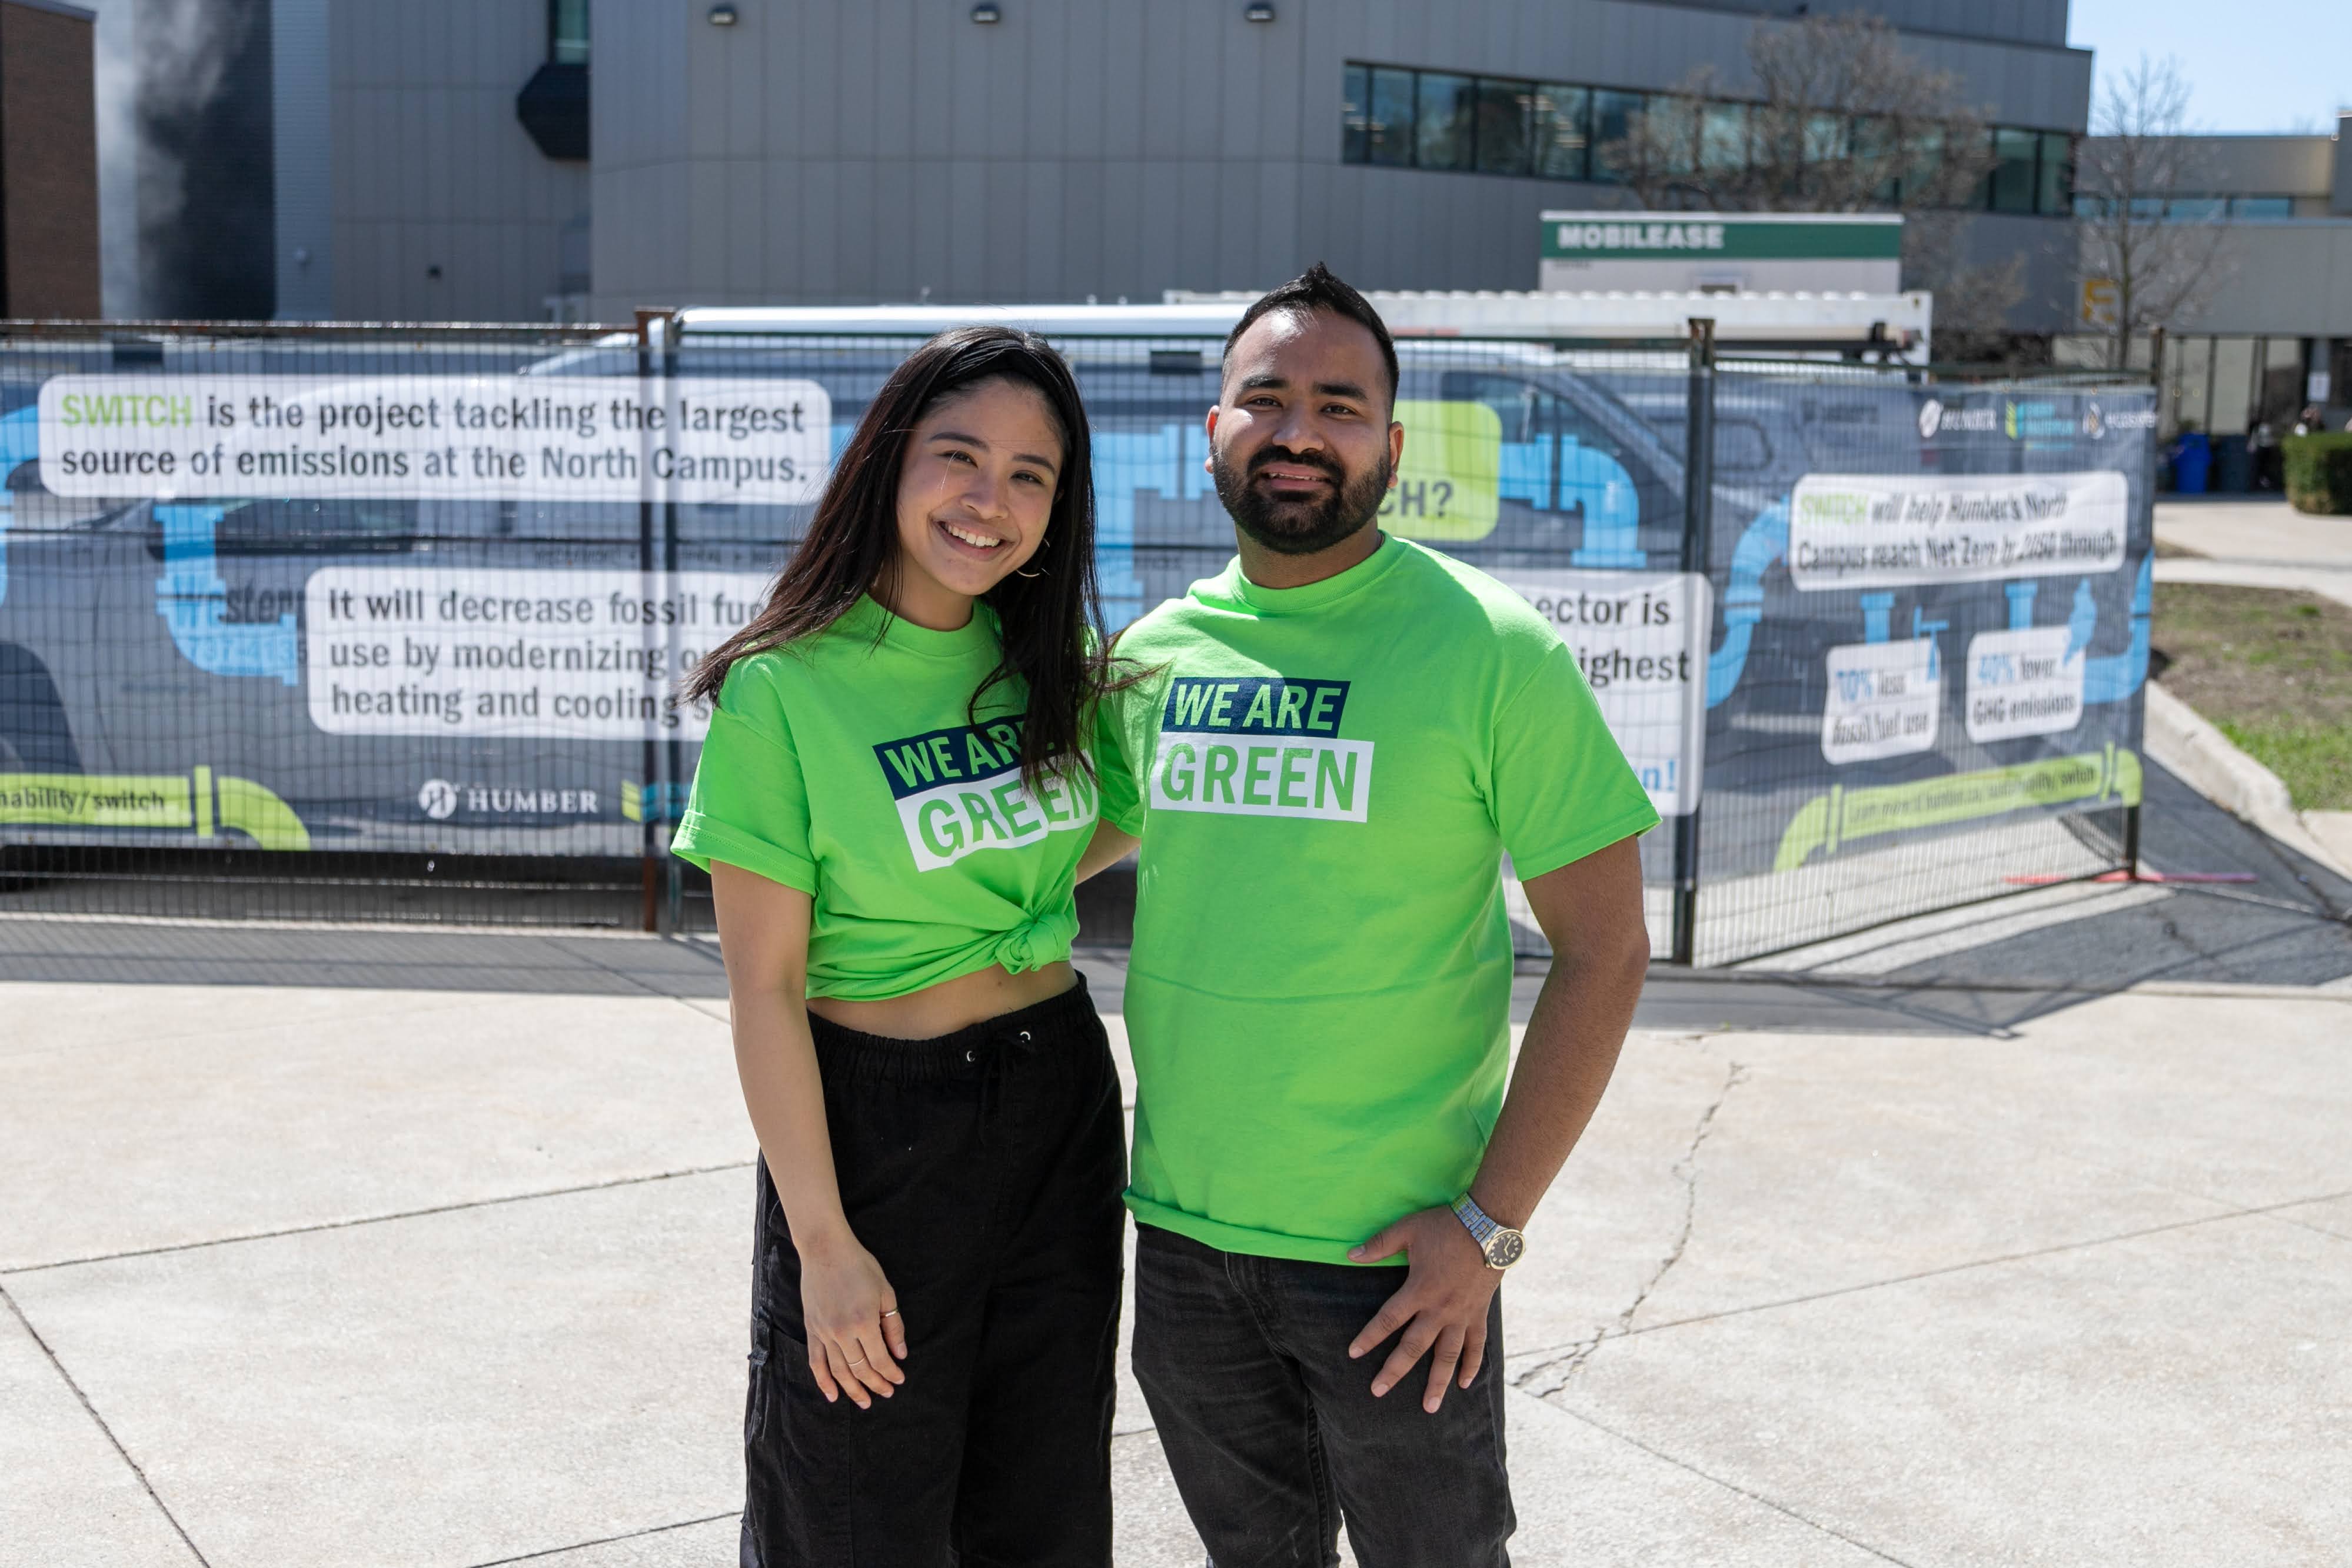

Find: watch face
<box><xmin>1485</xmin><ymin>1229</ymin><xmax>1525</xmax><ymax>1269</ymax></box>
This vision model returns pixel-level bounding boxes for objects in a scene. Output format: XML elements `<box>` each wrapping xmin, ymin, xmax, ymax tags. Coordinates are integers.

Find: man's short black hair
<box><xmin>1221</xmin><ymin>262</ymin><xmax>1399</xmax><ymax>408</ymax></box>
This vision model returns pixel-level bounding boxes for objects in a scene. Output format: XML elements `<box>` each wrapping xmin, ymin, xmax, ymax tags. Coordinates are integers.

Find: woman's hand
<box><xmin>799</xmin><ymin>1231</ymin><xmax>910</xmax><ymax>1409</ymax></box>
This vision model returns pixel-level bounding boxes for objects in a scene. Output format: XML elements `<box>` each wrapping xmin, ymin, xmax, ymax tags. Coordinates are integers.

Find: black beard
<box><xmin>1210</xmin><ymin>441</ymin><xmax>1393</xmax><ymax>557</ymax></box>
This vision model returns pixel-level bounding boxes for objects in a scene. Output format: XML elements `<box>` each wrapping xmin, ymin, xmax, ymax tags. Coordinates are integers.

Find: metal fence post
<box><xmin>660</xmin><ymin>313</ymin><xmax>686</xmax><ymax>935</ymax></box>
<box><xmin>634</xmin><ymin>308</ymin><xmax>664</xmax><ymax>932</ymax></box>
<box><xmin>1671</xmin><ymin>318</ymin><xmax>1717</xmax><ymax>965</ymax></box>
<box><xmin>2125</xmin><ymin>325</ymin><xmax>2166</xmax><ymax>880</ymax></box>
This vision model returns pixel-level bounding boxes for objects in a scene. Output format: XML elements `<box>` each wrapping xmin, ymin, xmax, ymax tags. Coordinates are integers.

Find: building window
<box><xmin>1988</xmin><ymin>127</ymin><xmax>2040</xmax><ymax>212</ymax></box>
<box><xmin>1416</xmin><ymin>72</ymin><xmax>1476</xmax><ymax>171</ymax></box>
<box><xmin>1701</xmin><ymin>102</ymin><xmax>1749</xmax><ymax>174</ymax></box>
<box><xmin>1338</xmin><ymin>62</ymin><xmax>2077</xmax><ymax>215</ymax></box>
<box><xmin>1475</xmin><ymin>78</ymin><xmax>1535</xmax><ymax>175</ymax></box>
<box><xmin>1342</xmin><ymin>65</ymin><xmax>1369</xmax><ymax>162</ymax></box>
<box><xmin>550</xmin><ymin>0</ymin><xmax>589</xmax><ymax>66</ymax></box>
<box><xmin>1531</xmin><ymin>84</ymin><xmax>1591</xmax><ymax>179</ymax></box>
<box><xmin>1588</xmin><ymin>89</ymin><xmax>1644</xmax><ymax>184</ymax></box>
<box><xmin>1366</xmin><ymin>66</ymin><xmax>1416</xmax><ymax>167</ymax></box>
<box><xmin>2036</xmin><ymin>132</ymin><xmax>2072</xmax><ymax>217</ymax></box>
<box><xmin>2230</xmin><ymin>195</ymin><xmax>2292</xmax><ymax>219</ymax></box>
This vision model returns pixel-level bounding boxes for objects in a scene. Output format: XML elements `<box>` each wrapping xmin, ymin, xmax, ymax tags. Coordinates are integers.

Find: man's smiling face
<box><xmin>1206</xmin><ymin>307</ymin><xmax>1403</xmax><ymax>557</ymax></box>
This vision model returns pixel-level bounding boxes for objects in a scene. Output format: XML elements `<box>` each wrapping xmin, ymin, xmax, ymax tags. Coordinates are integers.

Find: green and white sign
<box><xmin>1538</xmin><ymin>211</ymin><xmax>1902</xmax><ymax>294</ymax></box>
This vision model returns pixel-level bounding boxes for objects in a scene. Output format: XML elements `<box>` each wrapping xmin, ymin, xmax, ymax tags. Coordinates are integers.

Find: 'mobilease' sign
<box><xmin>1538</xmin><ymin>211</ymin><xmax>1902</xmax><ymax>294</ymax></box>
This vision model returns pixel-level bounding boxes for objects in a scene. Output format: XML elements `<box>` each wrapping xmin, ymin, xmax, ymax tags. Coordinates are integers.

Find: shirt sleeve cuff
<box><xmin>670</xmin><ymin>813</ymin><xmax>819</xmax><ymax>895</ymax></box>
<box><xmin>1508</xmin><ymin>801</ymin><xmax>1662</xmax><ymax>883</ymax></box>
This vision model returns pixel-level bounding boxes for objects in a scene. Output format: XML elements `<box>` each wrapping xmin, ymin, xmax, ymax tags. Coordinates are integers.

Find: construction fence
<box><xmin>0</xmin><ymin>320</ymin><xmax>2155</xmax><ymax>965</ymax></box>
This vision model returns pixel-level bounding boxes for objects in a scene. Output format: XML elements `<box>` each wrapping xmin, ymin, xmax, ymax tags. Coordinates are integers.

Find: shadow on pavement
<box><xmin>0</xmin><ymin>920</ymin><xmax>734</xmax><ymax>997</ymax></box>
<box><xmin>4</xmin><ymin>765</ymin><xmax>2344</xmax><ymax>1039</ymax></box>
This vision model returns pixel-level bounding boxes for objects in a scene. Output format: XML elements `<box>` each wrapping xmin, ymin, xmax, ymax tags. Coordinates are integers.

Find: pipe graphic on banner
<box><xmin>1776</xmin><ymin>744</ymin><xmax>2141</xmax><ymax>871</ymax></box>
<box><xmin>1788</xmin><ymin>471</ymin><xmax>2127</xmax><ymax>591</ymax></box>
<box><xmin>0</xmin><ymin>405</ymin><xmax>37</xmax><ymax>605</ymax></box>
<box><xmin>1705</xmin><ymin>500</ymin><xmax>1787</xmax><ymax>708</ymax></box>
<box><xmin>1497</xmin><ymin>568</ymin><xmax>1711</xmax><ymax>815</ymax></box>
<box><xmin>0</xmin><ymin>765</ymin><xmax>308</xmax><ymax>849</ymax></box>
<box><xmin>37</xmin><ymin>377</ymin><xmax>831</xmax><ymax>505</ymax></box>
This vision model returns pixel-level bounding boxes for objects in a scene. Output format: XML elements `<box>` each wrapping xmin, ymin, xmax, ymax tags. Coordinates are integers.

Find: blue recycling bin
<box><xmin>2171</xmin><ymin>431</ymin><xmax>2212</xmax><ymax>494</ymax></box>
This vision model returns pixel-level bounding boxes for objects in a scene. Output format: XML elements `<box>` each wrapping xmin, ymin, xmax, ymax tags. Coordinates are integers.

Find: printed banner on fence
<box><xmin>36</xmin><ymin>375</ymin><xmax>831</xmax><ymax>504</ymax></box>
<box><xmin>1787</xmin><ymin>471</ymin><xmax>2127</xmax><ymax>591</ymax></box>
<box><xmin>305</xmin><ymin>567</ymin><xmax>773</xmax><ymax>738</ymax></box>
<box><xmin>1493</xmin><ymin>569</ymin><xmax>1712</xmax><ymax>815</ymax></box>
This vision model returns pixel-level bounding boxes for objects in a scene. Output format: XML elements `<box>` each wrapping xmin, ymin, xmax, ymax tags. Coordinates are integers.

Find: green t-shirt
<box><xmin>673</xmin><ymin>596</ymin><xmax>1098</xmax><ymax>1001</ymax></box>
<box><xmin>1097</xmin><ymin>535</ymin><xmax>1659</xmax><ymax>1264</ymax></box>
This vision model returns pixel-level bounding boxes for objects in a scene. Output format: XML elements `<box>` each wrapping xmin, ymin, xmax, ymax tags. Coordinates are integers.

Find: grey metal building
<box><xmin>231</xmin><ymin>2</ymin><xmax>2093</xmax><ymax>327</ymax></box>
<box><xmin>2061</xmin><ymin>119</ymin><xmax>2352</xmax><ymax>462</ymax></box>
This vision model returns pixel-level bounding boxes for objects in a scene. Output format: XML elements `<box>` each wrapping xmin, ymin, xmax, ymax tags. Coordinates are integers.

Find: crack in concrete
<box><xmin>3</xmin><ymin>1160</ymin><xmax>757</xmax><ymax>1276</ymax></box>
<box><xmin>463</xmin><ymin>1510</ymin><xmax>740</xmax><ymax>1567</ymax></box>
<box><xmin>1513</xmin><ymin>1056</ymin><xmax>1747</xmax><ymax>1396</ymax></box>
<box><xmin>1</xmin><ymin>1281</ymin><xmax>212</xmax><ymax>1566</ymax></box>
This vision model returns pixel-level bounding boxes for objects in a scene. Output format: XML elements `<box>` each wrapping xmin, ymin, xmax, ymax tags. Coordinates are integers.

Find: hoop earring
<box><xmin>1015</xmin><ymin>563</ymin><xmax>1049</xmax><ymax>579</ymax></box>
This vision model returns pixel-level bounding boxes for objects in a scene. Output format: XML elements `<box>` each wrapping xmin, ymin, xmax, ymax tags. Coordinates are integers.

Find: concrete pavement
<box><xmin>4</xmin><ymin>912</ymin><xmax>2350</xmax><ymax>1566</ymax></box>
<box><xmin>2154</xmin><ymin>495</ymin><xmax>2352</xmax><ymax>607</ymax></box>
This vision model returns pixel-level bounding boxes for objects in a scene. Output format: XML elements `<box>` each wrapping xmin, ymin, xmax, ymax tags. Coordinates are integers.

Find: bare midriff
<box><xmin>807</xmin><ymin>958</ymin><xmax>1077</xmax><ymax>1041</ymax></box>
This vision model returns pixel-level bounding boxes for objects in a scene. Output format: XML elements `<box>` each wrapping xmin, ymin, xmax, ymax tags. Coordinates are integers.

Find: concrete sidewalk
<box><xmin>4</xmin><ymin>928</ymin><xmax>2350</xmax><ymax>1566</ymax></box>
<box><xmin>2154</xmin><ymin>496</ymin><xmax>2352</xmax><ymax>607</ymax></box>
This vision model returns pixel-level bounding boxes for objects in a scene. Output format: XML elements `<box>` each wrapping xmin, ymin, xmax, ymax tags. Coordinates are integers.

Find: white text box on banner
<box><xmin>305</xmin><ymin>567</ymin><xmax>776</xmax><ymax>738</ymax></box>
<box><xmin>1787</xmin><ymin>471</ymin><xmax>2127</xmax><ymax>591</ymax></box>
<box><xmin>1821</xmin><ymin>638</ymin><xmax>1942</xmax><ymax>764</ymax></box>
<box><xmin>1965</xmin><ymin>626</ymin><xmax>2087</xmax><ymax>743</ymax></box>
<box><xmin>37</xmin><ymin>375</ymin><xmax>830</xmax><ymax>505</ymax></box>
<box><xmin>1494</xmin><ymin>569</ymin><xmax>1711</xmax><ymax>817</ymax></box>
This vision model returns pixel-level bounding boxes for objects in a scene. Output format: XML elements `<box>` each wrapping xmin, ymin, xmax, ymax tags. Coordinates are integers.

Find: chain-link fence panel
<box><xmin>1</xmin><ymin>322</ymin><xmax>2152</xmax><ymax>956</ymax></box>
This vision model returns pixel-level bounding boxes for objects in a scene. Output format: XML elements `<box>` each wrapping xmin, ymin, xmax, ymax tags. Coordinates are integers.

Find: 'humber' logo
<box><xmin>873</xmin><ymin>718</ymin><xmax>1095</xmax><ymax>870</ymax></box>
<box><xmin>1149</xmin><ymin>675</ymin><xmax>1373</xmax><ymax>823</ymax></box>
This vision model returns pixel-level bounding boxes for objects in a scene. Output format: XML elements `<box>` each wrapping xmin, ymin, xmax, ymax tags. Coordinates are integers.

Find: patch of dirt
<box><xmin>2151</xmin><ymin>584</ymin><xmax>2352</xmax><ymax>728</ymax></box>
<box><xmin>2153</xmin><ymin>583</ymin><xmax>2352</xmax><ymax>808</ymax></box>
<box><xmin>2152</xmin><ymin>537</ymin><xmax>2208</xmax><ymax>560</ymax></box>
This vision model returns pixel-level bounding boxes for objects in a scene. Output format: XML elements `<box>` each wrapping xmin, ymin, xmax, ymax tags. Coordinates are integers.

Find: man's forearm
<box><xmin>1468</xmin><ymin>916</ymin><xmax>1648</xmax><ymax>1229</ymax></box>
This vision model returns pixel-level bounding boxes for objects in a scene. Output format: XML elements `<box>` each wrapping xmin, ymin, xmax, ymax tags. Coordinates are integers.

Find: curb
<box><xmin>2143</xmin><ymin>683</ymin><xmax>2352</xmax><ymax>881</ymax></box>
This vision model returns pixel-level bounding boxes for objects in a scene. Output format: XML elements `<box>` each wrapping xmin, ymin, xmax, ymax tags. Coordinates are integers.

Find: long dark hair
<box><xmin>681</xmin><ymin>325</ymin><xmax>1117</xmax><ymax>787</ymax></box>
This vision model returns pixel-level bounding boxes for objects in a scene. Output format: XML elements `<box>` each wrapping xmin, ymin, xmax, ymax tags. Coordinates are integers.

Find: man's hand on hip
<box><xmin>1346</xmin><ymin>1206</ymin><xmax>1500</xmax><ymax>1413</ymax></box>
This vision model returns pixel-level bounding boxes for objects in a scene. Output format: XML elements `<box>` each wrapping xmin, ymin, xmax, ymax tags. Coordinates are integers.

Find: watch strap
<box><xmin>1451</xmin><ymin>1192</ymin><xmax>1499</xmax><ymax>1247</ymax></box>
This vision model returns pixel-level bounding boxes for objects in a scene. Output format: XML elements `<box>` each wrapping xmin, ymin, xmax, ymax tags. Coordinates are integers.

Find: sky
<box><xmin>2068</xmin><ymin>0</ymin><xmax>2352</xmax><ymax>134</ymax></box>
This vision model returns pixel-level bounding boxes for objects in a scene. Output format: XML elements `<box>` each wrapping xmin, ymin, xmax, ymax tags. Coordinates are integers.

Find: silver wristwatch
<box><xmin>1451</xmin><ymin>1193</ymin><xmax>1526</xmax><ymax>1270</ymax></box>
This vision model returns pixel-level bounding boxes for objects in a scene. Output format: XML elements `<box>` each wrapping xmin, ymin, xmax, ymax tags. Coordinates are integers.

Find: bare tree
<box><xmin>1598</xmin><ymin>12</ymin><xmax>2019</xmax><ymax>348</ymax></box>
<box><xmin>2075</xmin><ymin>56</ymin><xmax>2230</xmax><ymax>371</ymax></box>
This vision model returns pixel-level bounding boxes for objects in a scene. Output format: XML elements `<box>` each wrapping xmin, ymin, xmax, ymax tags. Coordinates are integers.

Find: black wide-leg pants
<box><xmin>742</xmin><ymin>975</ymin><xmax>1127</xmax><ymax>1568</ymax></box>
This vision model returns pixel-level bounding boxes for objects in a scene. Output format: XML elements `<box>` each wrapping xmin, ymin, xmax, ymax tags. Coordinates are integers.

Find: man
<box><xmin>1088</xmin><ymin>264</ymin><xmax>1657</xmax><ymax>1565</ymax></box>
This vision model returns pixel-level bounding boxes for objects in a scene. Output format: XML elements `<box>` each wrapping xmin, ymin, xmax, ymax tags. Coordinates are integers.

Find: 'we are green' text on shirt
<box><xmin>1097</xmin><ymin>535</ymin><xmax>1659</xmax><ymax>1265</ymax></box>
<box><xmin>672</xmin><ymin>596</ymin><xmax>1097</xmax><ymax>1001</ymax></box>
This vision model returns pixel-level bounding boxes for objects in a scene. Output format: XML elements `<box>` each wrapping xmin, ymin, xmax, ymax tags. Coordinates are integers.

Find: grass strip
<box><xmin>2151</xmin><ymin>583</ymin><xmax>2352</xmax><ymax>811</ymax></box>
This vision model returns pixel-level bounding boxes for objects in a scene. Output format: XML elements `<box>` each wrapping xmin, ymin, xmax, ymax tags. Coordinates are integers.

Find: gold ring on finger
<box><xmin>847</xmin><ymin>1356</ymin><xmax>867</xmax><ymax>1367</ymax></box>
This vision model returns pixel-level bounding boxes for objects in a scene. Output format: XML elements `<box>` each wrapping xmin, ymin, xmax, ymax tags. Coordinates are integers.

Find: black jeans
<box><xmin>742</xmin><ymin>976</ymin><xmax>1126</xmax><ymax>1567</ymax></box>
<box><xmin>1133</xmin><ymin>1225</ymin><xmax>1513</xmax><ymax>1568</ymax></box>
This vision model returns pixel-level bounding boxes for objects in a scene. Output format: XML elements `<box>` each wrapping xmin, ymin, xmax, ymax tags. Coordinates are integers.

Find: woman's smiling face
<box><xmin>886</xmin><ymin>377</ymin><xmax>1066</xmax><ymax>630</ymax></box>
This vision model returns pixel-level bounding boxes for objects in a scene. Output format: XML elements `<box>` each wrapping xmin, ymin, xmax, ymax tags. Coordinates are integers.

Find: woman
<box><xmin>672</xmin><ymin>327</ymin><xmax>1133</xmax><ymax>1565</ymax></box>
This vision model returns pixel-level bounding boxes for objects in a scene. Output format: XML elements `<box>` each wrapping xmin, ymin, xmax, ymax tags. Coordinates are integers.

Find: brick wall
<box><xmin>0</xmin><ymin>0</ymin><xmax>102</xmax><ymax>318</ymax></box>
